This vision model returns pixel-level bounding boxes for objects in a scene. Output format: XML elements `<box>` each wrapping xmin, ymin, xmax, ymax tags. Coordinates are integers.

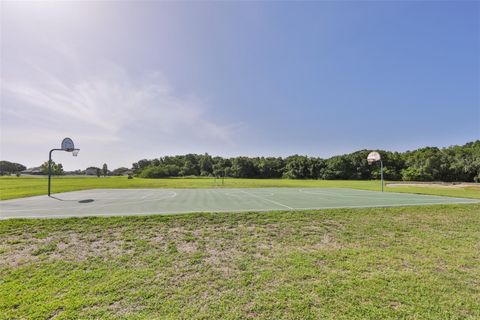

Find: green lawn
<box><xmin>1</xmin><ymin>176</ymin><xmax>479</xmax><ymax>200</ymax></box>
<box><xmin>1</xmin><ymin>204</ymin><xmax>479</xmax><ymax>319</ymax></box>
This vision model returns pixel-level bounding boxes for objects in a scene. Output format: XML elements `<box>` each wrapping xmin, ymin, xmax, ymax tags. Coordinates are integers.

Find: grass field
<box><xmin>1</xmin><ymin>204</ymin><xmax>479</xmax><ymax>319</ymax></box>
<box><xmin>2</xmin><ymin>177</ymin><xmax>479</xmax><ymax>318</ymax></box>
<box><xmin>1</xmin><ymin>176</ymin><xmax>480</xmax><ymax>200</ymax></box>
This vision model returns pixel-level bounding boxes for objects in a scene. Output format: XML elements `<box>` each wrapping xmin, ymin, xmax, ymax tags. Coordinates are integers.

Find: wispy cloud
<box><xmin>2</xmin><ymin>62</ymin><xmax>238</xmax><ymax>145</ymax></box>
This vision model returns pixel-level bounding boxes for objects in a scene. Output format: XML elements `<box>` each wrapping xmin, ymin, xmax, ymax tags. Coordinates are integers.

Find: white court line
<box><xmin>223</xmin><ymin>191</ymin><xmax>275</xmax><ymax>197</ymax></box>
<box><xmin>141</xmin><ymin>192</ymin><xmax>156</xmax><ymax>199</ymax></box>
<box><xmin>0</xmin><ymin>189</ymin><xmax>170</xmax><ymax>203</ymax></box>
<box><xmin>290</xmin><ymin>200</ymin><xmax>480</xmax><ymax>210</ymax></box>
<box><xmin>0</xmin><ymin>207</ymin><xmax>274</xmax><ymax>219</ymax></box>
<box><xmin>297</xmin><ymin>189</ymin><xmax>465</xmax><ymax>201</ymax></box>
<box><xmin>1</xmin><ymin>201</ymin><xmax>478</xmax><ymax>220</ymax></box>
<box><xmin>304</xmin><ymin>187</ymin><xmax>477</xmax><ymax>200</ymax></box>
<box><xmin>298</xmin><ymin>189</ymin><xmax>398</xmax><ymax>201</ymax></box>
<box><xmin>252</xmin><ymin>192</ymin><xmax>275</xmax><ymax>197</ymax></box>
<box><xmin>239</xmin><ymin>190</ymin><xmax>293</xmax><ymax>210</ymax></box>
<box><xmin>0</xmin><ymin>192</ymin><xmax>177</xmax><ymax>213</ymax></box>
<box><xmin>222</xmin><ymin>192</ymin><xmax>245</xmax><ymax>197</ymax></box>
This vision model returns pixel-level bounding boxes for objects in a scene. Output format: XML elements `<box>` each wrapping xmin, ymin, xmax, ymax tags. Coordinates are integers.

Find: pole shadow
<box><xmin>49</xmin><ymin>196</ymin><xmax>95</xmax><ymax>203</ymax></box>
<box><xmin>78</xmin><ymin>199</ymin><xmax>95</xmax><ymax>203</ymax></box>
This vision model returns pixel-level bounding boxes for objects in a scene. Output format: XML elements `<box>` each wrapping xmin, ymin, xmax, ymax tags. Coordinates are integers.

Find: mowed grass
<box><xmin>1</xmin><ymin>176</ymin><xmax>479</xmax><ymax>200</ymax></box>
<box><xmin>1</xmin><ymin>204</ymin><xmax>479</xmax><ymax>319</ymax></box>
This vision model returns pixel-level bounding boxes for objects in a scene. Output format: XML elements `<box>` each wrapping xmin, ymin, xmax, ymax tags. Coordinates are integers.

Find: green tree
<box><xmin>140</xmin><ymin>165</ymin><xmax>180</xmax><ymax>178</ymax></box>
<box><xmin>199</xmin><ymin>153</ymin><xmax>213</xmax><ymax>176</ymax></box>
<box><xmin>401</xmin><ymin>167</ymin><xmax>432</xmax><ymax>181</ymax></box>
<box><xmin>231</xmin><ymin>157</ymin><xmax>256</xmax><ymax>178</ymax></box>
<box><xmin>102</xmin><ymin>163</ymin><xmax>108</xmax><ymax>177</ymax></box>
<box><xmin>258</xmin><ymin>157</ymin><xmax>285</xmax><ymax>178</ymax></box>
<box><xmin>0</xmin><ymin>161</ymin><xmax>26</xmax><ymax>175</ymax></box>
<box><xmin>321</xmin><ymin>156</ymin><xmax>351</xmax><ymax>180</ymax></box>
<box><xmin>111</xmin><ymin>167</ymin><xmax>130</xmax><ymax>176</ymax></box>
<box><xmin>180</xmin><ymin>154</ymin><xmax>200</xmax><ymax>176</ymax></box>
<box><xmin>40</xmin><ymin>161</ymin><xmax>64</xmax><ymax>175</ymax></box>
<box><xmin>132</xmin><ymin>159</ymin><xmax>152</xmax><ymax>174</ymax></box>
<box><xmin>344</xmin><ymin>151</ymin><xmax>371</xmax><ymax>179</ymax></box>
<box><xmin>283</xmin><ymin>155</ymin><xmax>312</xmax><ymax>179</ymax></box>
<box><xmin>129</xmin><ymin>140</ymin><xmax>479</xmax><ymax>182</ymax></box>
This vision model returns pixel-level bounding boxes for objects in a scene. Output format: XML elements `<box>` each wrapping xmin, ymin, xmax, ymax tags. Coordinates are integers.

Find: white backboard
<box><xmin>367</xmin><ymin>151</ymin><xmax>381</xmax><ymax>162</ymax></box>
<box><xmin>61</xmin><ymin>137</ymin><xmax>75</xmax><ymax>151</ymax></box>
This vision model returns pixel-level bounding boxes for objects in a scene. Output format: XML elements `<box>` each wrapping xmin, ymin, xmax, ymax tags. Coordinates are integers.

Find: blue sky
<box><xmin>1</xmin><ymin>1</ymin><xmax>479</xmax><ymax>170</ymax></box>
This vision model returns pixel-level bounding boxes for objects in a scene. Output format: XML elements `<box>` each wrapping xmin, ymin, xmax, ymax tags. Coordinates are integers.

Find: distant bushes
<box><xmin>139</xmin><ymin>165</ymin><xmax>180</xmax><ymax>178</ymax></box>
<box><xmin>0</xmin><ymin>161</ymin><xmax>26</xmax><ymax>175</ymax></box>
<box><xmin>111</xmin><ymin>167</ymin><xmax>130</xmax><ymax>176</ymax></box>
<box><xmin>132</xmin><ymin>141</ymin><xmax>480</xmax><ymax>182</ymax></box>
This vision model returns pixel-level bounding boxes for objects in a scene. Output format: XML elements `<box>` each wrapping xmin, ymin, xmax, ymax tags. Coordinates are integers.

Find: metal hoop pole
<box><xmin>48</xmin><ymin>148</ymin><xmax>63</xmax><ymax>197</ymax></box>
<box><xmin>380</xmin><ymin>160</ymin><xmax>384</xmax><ymax>192</ymax></box>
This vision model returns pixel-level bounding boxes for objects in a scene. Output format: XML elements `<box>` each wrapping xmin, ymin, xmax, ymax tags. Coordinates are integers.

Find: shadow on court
<box><xmin>49</xmin><ymin>196</ymin><xmax>95</xmax><ymax>204</ymax></box>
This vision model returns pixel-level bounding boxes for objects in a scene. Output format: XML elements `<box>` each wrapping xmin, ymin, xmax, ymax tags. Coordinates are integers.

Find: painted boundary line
<box><xmin>1</xmin><ymin>201</ymin><xmax>478</xmax><ymax>220</ymax></box>
<box><xmin>0</xmin><ymin>192</ymin><xmax>177</xmax><ymax>213</ymax></box>
<box><xmin>297</xmin><ymin>189</ymin><xmax>470</xmax><ymax>201</ymax></box>
<box><xmin>239</xmin><ymin>190</ymin><xmax>293</xmax><ymax>210</ymax></box>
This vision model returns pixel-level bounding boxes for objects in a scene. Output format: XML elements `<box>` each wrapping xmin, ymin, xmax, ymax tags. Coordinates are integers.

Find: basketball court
<box><xmin>0</xmin><ymin>188</ymin><xmax>477</xmax><ymax>219</ymax></box>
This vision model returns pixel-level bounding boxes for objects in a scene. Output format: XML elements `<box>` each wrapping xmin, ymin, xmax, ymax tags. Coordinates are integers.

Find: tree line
<box><xmin>2</xmin><ymin>141</ymin><xmax>479</xmax><ymax>181</ymax></box>
<box><xmin>0</xmin><ymin>161</ymin><xmax>124</xmax><ymax>176</ymax></box>
<box><xmin>132</xmin><ymin>141</ymin><xmax>480</xmax><ymax>182</ymax></box>
<box><xmin>0</xmin><ymin>161</ymin><xmax>26</xmax><ymax>176</ymax></box>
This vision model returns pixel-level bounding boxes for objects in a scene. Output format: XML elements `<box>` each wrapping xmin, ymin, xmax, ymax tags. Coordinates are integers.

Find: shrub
<box><xmin>401</xmin><ymin>167</ymin><xmax>433</xmax><ymax>181</ymax></box>
<box><xmin>139</xmin><ymin>165</ymin><xmax>180</xmax><ymax>178</ymax></box>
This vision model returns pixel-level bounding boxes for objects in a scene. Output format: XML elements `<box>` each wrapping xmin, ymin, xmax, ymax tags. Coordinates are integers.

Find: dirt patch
<box><xmin>107</xmin><ymin>299</ymin><xmax>143</xmax><ymax>317</ymax></box>
<box><xmin>0</xmin><ymin>232</ymin><xmax>132</xmax><ymax>267</ymax></box>
<box><xmin>176</xmin><ymin>241</ymin><xmax>197</xmax><ymax>253</ymax></box>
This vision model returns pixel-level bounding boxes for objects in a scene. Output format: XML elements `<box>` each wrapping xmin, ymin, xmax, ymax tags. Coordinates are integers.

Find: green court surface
<box><xmin>0</xmin><ymin>188</ymin><xmax>478</xmax><ymax>219</ymax></box>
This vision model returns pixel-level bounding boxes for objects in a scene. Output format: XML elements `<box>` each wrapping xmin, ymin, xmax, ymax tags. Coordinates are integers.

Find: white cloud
<box><xmin>3</xmin><ymin>63</ymin><xmax>234</xmax><ymax>141</ymax></box>
<box><xmin>1</xmin><ymin>56</ymin><xmax>244</xmax><ymax>169</ymax></box>
<box><xmin>0</xmin><ymin>3</ymin><xmax>252</xmax><ymax>169</ymax></box>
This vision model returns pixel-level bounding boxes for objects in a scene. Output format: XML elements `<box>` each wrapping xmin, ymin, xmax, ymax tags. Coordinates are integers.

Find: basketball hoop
<box><xmin>61</xmin><ymin>138</ymin><xmax>80</xmax><ymax>156</ymax></box>
<box><xmin>367</xmin><ymin>151</ymin><xmax>384</xmax><ymax>192</ymax></box>
<box><xmin>61</xmin><ymin>138</ymin><xmax>75</xmax><ymax>151</ymax></box>
<box><xmin>48</xmin><ymin>138</ymin><xmax>80</xmax><ymax>196</ymax></box>
<box><xmin>367</xmin><ymin>151</ymin><xmax>381</xmax><ymax>164</ymax></box>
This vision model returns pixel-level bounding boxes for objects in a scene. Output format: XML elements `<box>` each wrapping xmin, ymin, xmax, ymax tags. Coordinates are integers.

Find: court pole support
<box><xmin>380</xmin><ymin>160</ymin><xmax>384</xmax><ymax>192</ymax></box>
<box><xmin>48</xmin><ymin>148</ymin><xmax>63</xmax><ymax>197</ymax></box>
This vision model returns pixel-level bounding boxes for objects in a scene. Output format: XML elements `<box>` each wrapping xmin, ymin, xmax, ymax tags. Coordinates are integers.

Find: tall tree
<box><xmin>199</xmin><ymin>153</ymin><xmax>213</xmax><ymax>176</ymax></box>
<box><xmin>0</xmin><ymin>161</ymin><xmax>26</xmax><ymax>175</ymax></box>
<box><xmin>102</xmin><ymin>163</ymin><xmax>108</xmax><ymax>177</ymax></box>
<box><xmin>40</xmin><ymin>161</ymin><xmax>64</xmax><ymax>175</ymax></box>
